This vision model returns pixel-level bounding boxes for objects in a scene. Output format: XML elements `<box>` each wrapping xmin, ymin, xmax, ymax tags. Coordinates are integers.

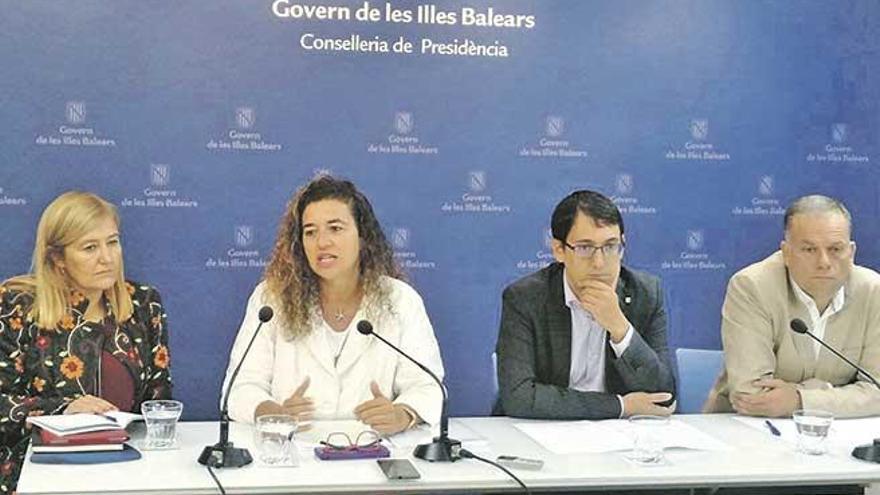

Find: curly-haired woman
<box><xmin>0</xmin><ymin>191</ymin><xmax>172</xmax><ymax>492</ymax></box>
<box><xmin>222</xmin><ymin>175</ymin><xmax>444</xmax><ymax>435</ymax></box>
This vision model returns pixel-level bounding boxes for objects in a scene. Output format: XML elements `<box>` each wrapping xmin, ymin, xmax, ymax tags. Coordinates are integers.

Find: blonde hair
<box><xmin>3</xmin><ymin>191</ymin><xmax>132</xmax><ymax>328</ymax></box>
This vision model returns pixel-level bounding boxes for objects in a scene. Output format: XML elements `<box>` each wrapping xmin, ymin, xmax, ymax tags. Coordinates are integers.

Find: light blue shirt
<box><xmin>563</xmin><ymin>270</ymin><xmax>633</xmax><ymax>416</ymax></box>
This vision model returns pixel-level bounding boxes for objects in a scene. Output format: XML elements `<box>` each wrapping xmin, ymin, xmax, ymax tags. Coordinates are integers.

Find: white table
<box><xmin>17</xmin><ymin>415</ymin><xmax>880</xmax><ymax>494</ymax></box>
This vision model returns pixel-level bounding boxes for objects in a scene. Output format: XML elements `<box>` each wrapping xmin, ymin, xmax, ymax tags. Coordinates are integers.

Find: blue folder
<box><xmin>30</xmin><ymin>444</ymin><xmax>141</xmax><ymax>464</ymax></box>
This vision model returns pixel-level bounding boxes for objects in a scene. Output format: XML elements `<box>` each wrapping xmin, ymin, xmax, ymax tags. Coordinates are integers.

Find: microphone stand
<box><xmin>358</xmin><ymin>321</ymin><xmax>461</xmax><ymax>462</ymax></box>
<box><xmin>791</xmin><ymin>319</ymin><xmax>880</xmax><ymax>463</ymax></box>
<box><xmin>198</xmin><ymin>307</ymin><xmax>273</xmax><ymax>468</ymax></box>
<box><xmin>198</xmin><ymin>411</ymin><xmax>253</xmax><ymax>468</ymax></box>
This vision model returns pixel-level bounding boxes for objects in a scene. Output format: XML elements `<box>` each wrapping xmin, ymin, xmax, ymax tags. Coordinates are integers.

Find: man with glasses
<box><xmin>494</xmin><ymin>190</ymin><xmax>675</xmax><ymax>419</ymax></box>
<box><xmin>706</xmin><ymin>195</ymin><xmax>880</xmax><ymax>417</ymax></box>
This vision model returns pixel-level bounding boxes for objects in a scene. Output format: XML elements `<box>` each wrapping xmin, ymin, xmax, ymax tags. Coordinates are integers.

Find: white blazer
<box><xmin>223</xmin><ymin>277</ymin><xmax>445</xmax><ymax>426</ymax></box>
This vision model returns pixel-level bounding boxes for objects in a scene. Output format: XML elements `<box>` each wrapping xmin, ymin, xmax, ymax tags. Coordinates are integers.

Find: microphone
<box><xmin>198</xmin><ymin>305</ymin><xmax>274</xmax><ymax>468</ymax></box>
<box><xmin>789</xmin><ymin>318</ymin><xmax>880</xmax><ymax>463</ymax></box>
<box><xmin>356</xmin><ymin>320</ymin><xmax>461</xmax><ymax>462</ymax></box>
<box><xmin>789</xmin><ymin>319</ymin><xmax>880</xmax><ymax>389</ymax></box>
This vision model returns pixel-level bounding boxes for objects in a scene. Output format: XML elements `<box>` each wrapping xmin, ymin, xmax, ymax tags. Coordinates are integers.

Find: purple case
<box><xmin>314</xmin><ymin>444</ymin><xmax>390</xmax><ymax>460</ymax></box>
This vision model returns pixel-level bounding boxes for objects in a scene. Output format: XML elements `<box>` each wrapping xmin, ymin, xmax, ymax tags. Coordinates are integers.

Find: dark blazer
<box><xmin>494</xmin><ymin>262</ymin><xmax>675</xmax><ymax>419</ymax></box>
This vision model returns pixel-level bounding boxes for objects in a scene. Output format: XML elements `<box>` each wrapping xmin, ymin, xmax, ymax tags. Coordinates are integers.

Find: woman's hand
<box><xmin>64</xmin><ymin>395</ymin><xmax>118</xmax><ymax>414</ymax></box>
<box><xmin>353</xmin><ymin>382</ymin><xmax>415</xmax><ymax>436</ymax></box>
<box><xmin>254</xmin><ymin>377</ymin><xmax>315</xmax><ymax>431</ymax></box>
<box><xmin>279</xmin><ymin>378</ymin><xmax>315</xmax><ymax>428</ymax></box>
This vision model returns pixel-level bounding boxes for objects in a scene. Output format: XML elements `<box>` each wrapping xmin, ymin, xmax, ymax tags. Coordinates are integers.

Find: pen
<box><xmin>764</xmin><ymin>420</ymin><xmax>781</xmax><ymax>437</ymax></box>
<box><xmin>95</xmin><ymin>412</ymin><xmax>118</xmax><ymax>423</ymax></box>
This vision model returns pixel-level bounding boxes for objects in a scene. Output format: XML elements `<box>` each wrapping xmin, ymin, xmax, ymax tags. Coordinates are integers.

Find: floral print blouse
<box><xmin>0</xmin><ymin>281</ymin><xmax>172</xmax><ymax>493</ymax></box>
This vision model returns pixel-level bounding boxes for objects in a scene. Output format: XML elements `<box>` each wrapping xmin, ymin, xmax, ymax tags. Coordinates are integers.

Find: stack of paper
<box><xmin>31</xmin><ymin>429</ymin><xmax>130</xmax><ymax>453</ymax></box>
<box><xmin>514</xmin><ymin>419</ymin><xmax>730</xmax><ymax>454</ymax></box>
<box><xmin>27</xmin><ymin>411</ymin><xmax>141</xmax><ymax>436</ymax></box>
<box><xmin>26</xmin><ymin>412</ymin><xmax>142</xmax><ymax>456</ymax></box>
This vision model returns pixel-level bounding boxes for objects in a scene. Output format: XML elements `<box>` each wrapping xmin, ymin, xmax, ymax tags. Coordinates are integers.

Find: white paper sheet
<box><xmin>26</xmin><ymin>411</ymin><xmax>141</xmax><ymax>436</ymax></box>
<box><xmin>733</xmin><ymin>415</ymin><xmax>880</xmax><ymax>449</ymax></box>
<box><xmin>514</xmin><ymin>418</ymin><xmax>730</xmax><ymax>454</ymax></box>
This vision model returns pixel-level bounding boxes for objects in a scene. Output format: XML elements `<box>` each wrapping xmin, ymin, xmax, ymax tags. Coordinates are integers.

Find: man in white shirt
<box><xmin>706</xmin><ymin>195</ymin><xmax>880</xmax><ymax>417</ymax></box>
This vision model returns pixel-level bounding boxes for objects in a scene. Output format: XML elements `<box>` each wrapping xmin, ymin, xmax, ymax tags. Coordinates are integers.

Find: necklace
<box><xmin>323</xmin><ymin>300</ymin><xmax>359</xmax><ymax>324</ymax></box>
<box><xmin>333</xmin><ymin>308</ymin><xmax>346</xmax><ymax>322</ymax></box>
<box><xmin>321</xmin><ymin>289</ymin><xmax>362</xmax><ymax>328</ymax></box>
<box><xmin>331</xmin><ymin>328</ymin><xmax>352</xmax><ymax>368</ymax></box>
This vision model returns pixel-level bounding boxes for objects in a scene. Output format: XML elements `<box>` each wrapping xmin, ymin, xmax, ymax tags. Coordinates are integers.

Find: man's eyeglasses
<box><xmin>563</xmin><ymin>241</ymin><xmax>624</xmax><ymax>259</ymax></box>
<box><xmin>319</xmin><ymin>431</ymin><xmax>382</xmax><ymax>451</ymax></box>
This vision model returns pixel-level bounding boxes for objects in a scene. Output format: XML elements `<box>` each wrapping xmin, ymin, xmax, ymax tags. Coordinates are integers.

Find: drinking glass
<box><xmin>627</xmin><ymin>415</ymin><xmax>669</xmax><ymax>464</ymax></box>
<box><xmin>255</xmin><ymin>415</ymin><xmax>298</xmax><ymax>466</ymax></box>
<box><xmin>141</xmin><ymin>400</ymin><xmax>183</xmax><ymax>450</ymax></box>
<box><xmin>792</xmin><ymin>409</ymin><xmax>833</xmax><ymax>455</ymax></box>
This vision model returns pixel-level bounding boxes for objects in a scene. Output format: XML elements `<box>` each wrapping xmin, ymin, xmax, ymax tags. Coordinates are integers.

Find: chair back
<box><xmin>675</xmin><ymin>347</ymin><xmax>724</xmax><ymax>414</ymax></box>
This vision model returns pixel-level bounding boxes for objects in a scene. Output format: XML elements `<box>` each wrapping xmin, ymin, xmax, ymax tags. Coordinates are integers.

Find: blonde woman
<box><xmin>0</xmin><ymin>191</ymin><xmax>172</xmax><ymax>492</ymax></box>
<box><xmin>223</xmin><ymin>175</ymin><xmax>443</xmax><ymax>436</ymax></box>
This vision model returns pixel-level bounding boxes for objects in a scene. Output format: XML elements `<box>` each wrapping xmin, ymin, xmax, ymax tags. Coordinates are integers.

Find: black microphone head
<box><xmin>356</xmin><ymin>320</ymin><xmax>373</xmax><ymax>335</ymax></box>
<box><xmin>258</xmin><ymin>306</ymin><xmax>274</xmax><ymax>323</ymax></box>
<box><xmin>790</xmin><ymin>318</ymin><xmax>808</xmax><ymax>334</ymax></box>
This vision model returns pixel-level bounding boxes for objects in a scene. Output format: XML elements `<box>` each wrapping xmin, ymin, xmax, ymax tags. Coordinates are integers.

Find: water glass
<box><xmin>140</xmin><ymin>400</ymin><xmax>183</xmax><ymax>450</ymax></box>
<box><xmin>255</xmin><ymin>415</ymin><xmax>298</xmax><ymax>467</ymax></box>
<box><xmin>627</xmin><ymin>415</ymin><xmax>669</xmax><ymax>464</ymax></box>
<box><xmin>792</xmin><ymin>409</ymin><xmax>833</xmax><ymax>455</ymax></box>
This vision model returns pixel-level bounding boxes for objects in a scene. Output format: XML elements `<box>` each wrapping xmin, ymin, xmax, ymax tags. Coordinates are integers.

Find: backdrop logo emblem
<box><xmin>545</xmin><ymin>116</ymin><xmax>564</xmax><ymax>138</ymax></box>
<box><xmin>394</xmin><ymin>112</ymin><xmax>413</xmax><ymax>135</ymax></box>
<box><xmin>831</xmin><ymin>123</ymin><xmax>847</xmax><ymax>144</ymax></box>
<box><xmin>391</xmin><ymin>228</ymin><xmax>410</xmax><ymax>250</ymax></box>
<box><xmin>236</xmin><ymin>107</ymin><xmax>255</xmax><ymax>129</ymax></box>
<box><xmin>689</xmin><ymin>119</ymin><xmax>708</xmax><ymax>141</ymax></box>
<box><xmin>468</xmin><ymin>171</ymin><xmax>487</xmax><ymax>193</ymax></box>
<box><xmin>66</xmin><ymin>101</ymin><xmax>86</xmax><ymax>125</ymax></box>
<box><xmin>235</xmin><ymin>226</ymin><xmax>253</xmax><ymax>247</ymax></box>
<box><xmin>615</xmin><ymin>174</ymin><xmax>634</xmax><ymax>195</ymax></box>
<box><xmin>758</xmin><ymin>176</ymin><xmax>773</xmax><ymax>197</ymax></box>
<box><xmin>686</xmin><ymin>230</ymin><xmax>704</xmax><ymax>251</ymax></box>
<box><xmin>150</xmin><ymin>164</ymin><xmax>170</xmax><ymax>187</ymax></box>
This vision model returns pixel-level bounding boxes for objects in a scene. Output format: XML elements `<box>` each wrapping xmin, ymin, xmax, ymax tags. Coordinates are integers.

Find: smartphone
<box><xmin>496</xmin><ymin>455</ymin><xmax>544</xmax><ymax>471</ymax></box>
<box><xmin>377</xmin><ymin>458</ymin><xmax>421</xmax><ymax>480</ymax></box>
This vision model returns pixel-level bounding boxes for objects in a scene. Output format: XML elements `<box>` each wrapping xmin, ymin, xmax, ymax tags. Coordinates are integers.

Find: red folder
<box><xmin>38</xmin><ymin>428</ymin><xmax>129</xmax><ymax>446</ymax></box>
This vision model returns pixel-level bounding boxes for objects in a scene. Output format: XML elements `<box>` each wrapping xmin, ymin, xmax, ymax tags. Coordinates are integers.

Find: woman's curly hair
<box><xmin>263</xmin><ymin>174</ymin><xmax>403</xmax><ymax>340</ymax></box>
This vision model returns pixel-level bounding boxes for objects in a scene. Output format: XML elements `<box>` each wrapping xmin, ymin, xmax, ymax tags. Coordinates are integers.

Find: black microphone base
<box><xmin>198</xmin><ymin>442</ymin><xmax>253</xmax><ymax>468</ymax></box>
<box><xmin>413</xmin><ymin>436</ymin><xmax>461</xmax><ymax>462</ymax></box>
<box><xmin>852</xmin><ymin>439</ymin><xmax>880</xmax><ymax>463</ymax></box>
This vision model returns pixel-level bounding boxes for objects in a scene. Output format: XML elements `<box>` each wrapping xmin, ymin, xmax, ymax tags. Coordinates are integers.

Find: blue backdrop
<box><xmin>0</xmin><ymin>0</ymin><xmax>877</xmax><ymax>419</ymax></box>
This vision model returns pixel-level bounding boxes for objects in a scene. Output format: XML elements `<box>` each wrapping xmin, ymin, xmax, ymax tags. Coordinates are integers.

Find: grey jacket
<box><xmin>494</xmin><ymin>262</ymin><xmax>675</xmax><ymax>419</ymax></box>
